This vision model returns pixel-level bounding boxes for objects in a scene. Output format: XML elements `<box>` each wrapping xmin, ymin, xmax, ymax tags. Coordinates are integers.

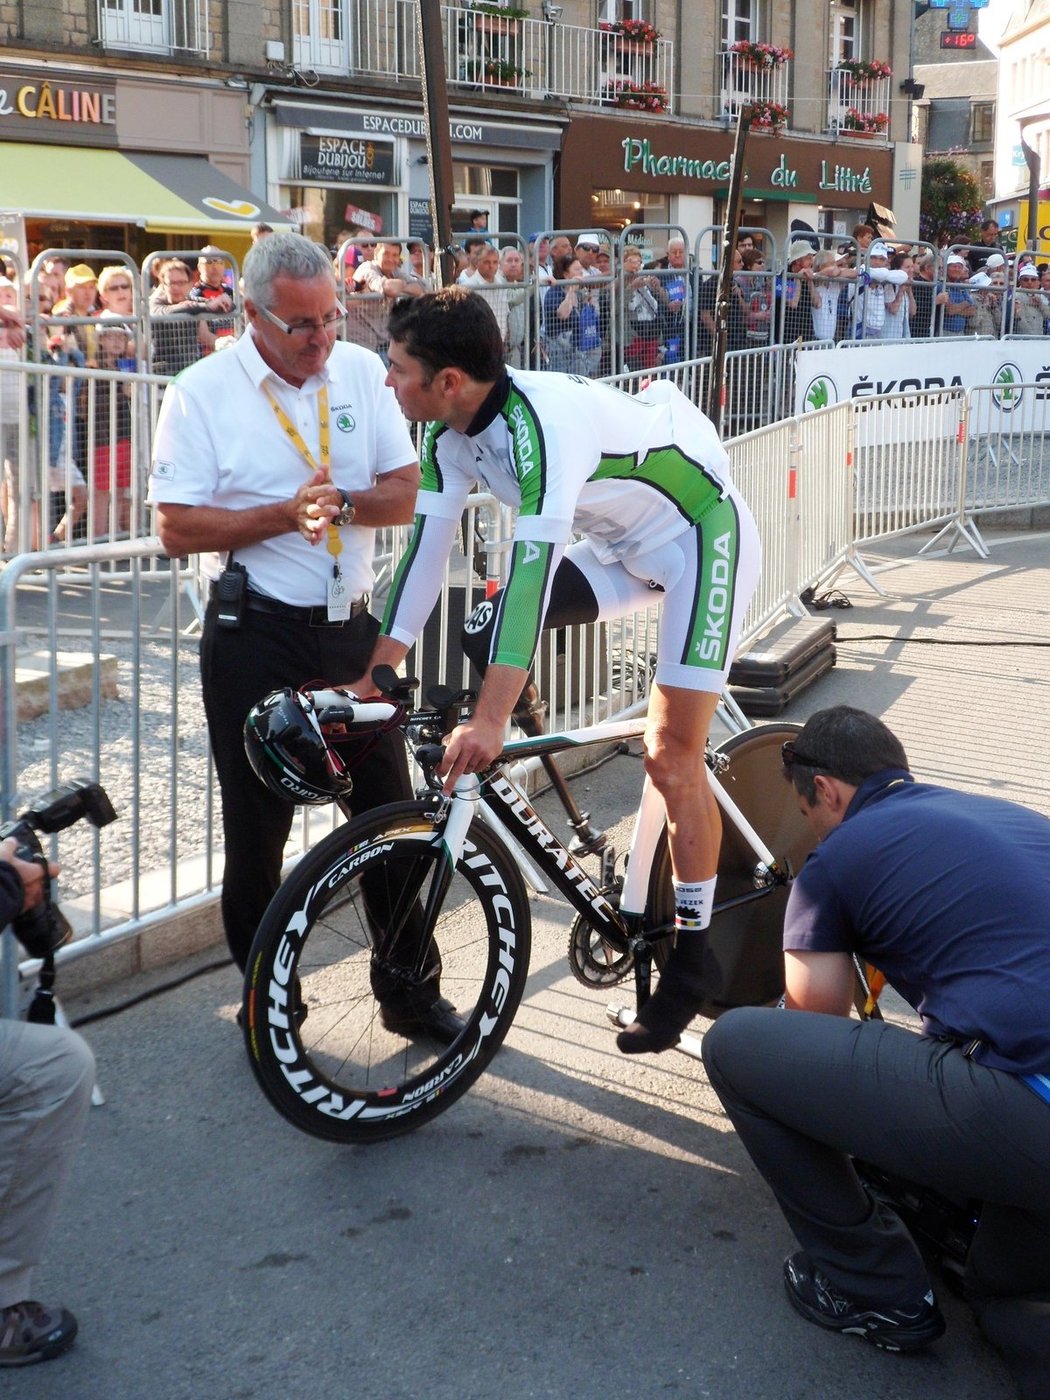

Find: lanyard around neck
<box><xmin>264</xmin><ymin>384</ymin><xmax>342</xmax><ymax>563</ymax></box>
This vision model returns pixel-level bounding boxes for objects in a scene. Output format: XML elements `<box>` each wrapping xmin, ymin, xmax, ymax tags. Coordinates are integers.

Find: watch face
<box><xmin>334</xmin><ymin>491</ymin><xmax>355</xmax><ymax>527</ymax></box>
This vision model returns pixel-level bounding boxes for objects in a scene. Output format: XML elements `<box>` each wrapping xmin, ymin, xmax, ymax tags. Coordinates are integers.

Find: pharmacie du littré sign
<box><xmin>621</xmin><ymin>138</ymin><xmax>873</xmax><ymax>195</ymax></box>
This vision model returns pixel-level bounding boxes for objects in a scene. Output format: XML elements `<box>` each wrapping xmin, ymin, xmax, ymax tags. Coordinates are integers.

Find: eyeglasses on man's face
<box><xmin>106</xmin><ymin>282</ymin><xmax>132</xmax><ymax>292</ymax></box>
<box><xmin>257</xmin><ymin>303</ymin><xmax>347</xmax><ymax>338</ymax></box>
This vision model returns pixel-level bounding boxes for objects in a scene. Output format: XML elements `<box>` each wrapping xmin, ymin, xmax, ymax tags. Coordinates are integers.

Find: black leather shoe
<box><xmin>379</xmin><ymin>996</ymin><xmax>465</xmax><ymax>1046</ymax></box>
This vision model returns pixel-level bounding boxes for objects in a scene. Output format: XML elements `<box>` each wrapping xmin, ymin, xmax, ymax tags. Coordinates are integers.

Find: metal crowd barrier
<box><xmin>2</xmin><ymin>352</ymin><xmax>1049</xmax><ymax>994</ymax></box>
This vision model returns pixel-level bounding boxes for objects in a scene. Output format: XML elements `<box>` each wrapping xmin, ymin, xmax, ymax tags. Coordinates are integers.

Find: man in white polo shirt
<box><xmin>149</xmin><ymin>232</ymin><xmax>463</xmax><ymax>1043</ymax></box>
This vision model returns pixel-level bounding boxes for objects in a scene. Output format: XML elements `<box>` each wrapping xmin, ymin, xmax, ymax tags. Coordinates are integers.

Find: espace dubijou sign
<box><xmin>299</xmin><ymin>135</ymin><xmax>396</xmax><ymax>186</ymax></box>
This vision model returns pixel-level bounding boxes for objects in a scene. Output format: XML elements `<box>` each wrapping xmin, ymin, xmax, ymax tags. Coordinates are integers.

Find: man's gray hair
<box><xmin>243</xmin><ymin>232</ymin><xmax>335</xmax><ymax>308</ymax></box>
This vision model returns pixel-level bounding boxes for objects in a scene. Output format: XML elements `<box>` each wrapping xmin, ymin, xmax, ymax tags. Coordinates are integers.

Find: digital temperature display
<box><xmin>941</xmin><ymin>30</ymin><xmax>978</xmax><ymax>46</ymax></box>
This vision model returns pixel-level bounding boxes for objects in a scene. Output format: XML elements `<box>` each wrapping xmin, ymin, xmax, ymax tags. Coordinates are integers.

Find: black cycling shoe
<box><xmin>616</xmin><ymin>935</ymin><xmax>707</xmax><ymax>1055</ymax></box>
<box><xmin>783</xmin><ymin>1253</ymin><xmax>946</xmax><ymax>1353</ymax></box>
<box><xmin>379</xmin><ymin>996</ymin><xmax>465</xmax><ymax>1046</ymax></box>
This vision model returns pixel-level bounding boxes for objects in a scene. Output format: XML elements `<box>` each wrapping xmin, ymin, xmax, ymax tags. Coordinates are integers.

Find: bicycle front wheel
<box><xmin>243</xmin><ymin>802</ymin><xmax>532</xmax><ymax>1144</ymax></box>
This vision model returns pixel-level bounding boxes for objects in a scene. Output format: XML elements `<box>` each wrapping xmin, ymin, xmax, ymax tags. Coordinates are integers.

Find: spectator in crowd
<box><xmin>740</xmin><ymin>249</ymin><xmax>773</xmax><ymax>346</ymax></box>
<box><xmin>0</xmin><ymin>278</ymin><xmax>26</xmax><ymax>553</ymax></box>
<box><xmin>148</xmin><ymin>258</ymin><xmax>214</xmax><ymax>375</ymax></box>
<box><xmin>880</xmin><ymin>251</ymin><xmax>916</xmax><ymax>340</ymax></box>
<box><xmin>596</xmin><ymin>246</ymin><xmax>612</xmax><ymax>278</ymax></box>
<box><xmin>251</xmin><ymin>222</ymin><xmax>274</xmax><ymax>244</ymax></box>
<box><xmin>573</xmin><ymin>237</ymin><xmax>602</xmax><ymax>278</ymax></box>
<box><xmin>910</xmin><ymin>252</ymin><xmax>947</xmax><ymax>338</ymax></box>
<box><xmin>620</xmin><ymin>244</ymin><xmax>668</xmax><ymax>370</ymax></box>
<box><xmin>84</xmin><ymin>315</ymin><xmax>134</xmax><ymax>539</ymax></box>
<box><xmin>852</xmin><ymin>224</ymin><xmax>876</xmax><ymax>257</ymax></box>
<box><xmin>456</xmin><ymin>237</ymin><xmax>490</xmax><ymax>283</ymax></box>
<box><xmin>542</xmin><ymin>255</ymin><xmax>602</xmax><ymax>377</ymax></box>
<box><xmin>96</xmin><ymin>267</ymin><xmax>137</xmax><ymax>362</ymax></box>
<box><xmin>528</xmin><ymin>232</ymin><xmax>552</xmax><ymax>277</ymax></box>
<box><xmin>348</xmin><ymin>239</ymin><xmax>425</xmax><ymax>362</ymax></box>
<box><xmin>736</xmin><ymin>231</ymin><xmax>757</xmax><ymax>255</ymax></box>
<box><xmin>969</xmin><ymin>271</ymin><xmax>1003</xmax><ymax>338</ymax></box>
<box><xmin>697</xmin><ymin>248</ymin><xmax>748</xmax><ymax>358</ymax></box>
<box><xmin>463</xmin><ymin>243</ymin><xmax>511</xmax><ymax>346</ymax></box>
<box><xmin>547</xmin><ymin>234</ymin><xmax>574</xmax><ymax>269</ymax></box>
<box><xmin>660</xmin><ymin>236</ymin><xmax>691</xmax><ymax>364</ymax></box>
<box><xmin>501</xmin><ymin>245</ymin><xmax>532</xmax><ymax>368</ymax></box>
<box><xmin>0</xmin><ymin>837</ymin><xmax>93</xmax><ymax>1367</ymax></box>
<box><xmin>1012</xmin><ymin>264</ymin><xmax>1049</xmax><ymax>336</ymax></box>
<box><xmin>942</xmin><ymin>254</ymin><xmax>978</xmax><ymax>335</ymax></box>
<box><xmin>190</xmin><ymin>246</ymin><xmax>236</xmax><ymax>353</ymax></box>
<box><xmin>404</xmin><ymin>242</ymin><xmax>434</xmax><ymax>294</ymax></box>
<box><xmin>967</xmin><ymin>218</ymin><xmax>1004</xmax><ymax>275</ymax></box>
<box><xmin>35</xmin><ymin>265</ymin><xmax>63</xmax><ymax>317</ymax></box>
<box><xmin>809</xmin><ymin>250</ymin><xmax>844</xmax><ymax>342</ymax></box>
<box><xmin>775</xmin><ymin>241</ymin><xmax>817</xmax><ymax>343</ymax></box>
<box><xmin>468</xmin><ymin>209</ymin><xmax>489</xmax><ymax>233</ymax></box>
<box><xmin>51</xmin><ymin>265</ymin><xmax>99</xmax><ymax>365</ymax></box>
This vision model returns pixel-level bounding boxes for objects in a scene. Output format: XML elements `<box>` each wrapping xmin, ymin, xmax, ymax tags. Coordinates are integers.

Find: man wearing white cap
<box><xmin>1012</xmin><ymin>263</ymin><xmax>1050</xmax><ymax>337</ymax></box>
<box><xmin>942</xmin><ymin>255</ymin><xmax>976</xmax><ymax>335</ymax></box>
<box><xmin>776</xmin><ymin>240</ymin><xmax>817</xmax><ymax>342</ymax></box>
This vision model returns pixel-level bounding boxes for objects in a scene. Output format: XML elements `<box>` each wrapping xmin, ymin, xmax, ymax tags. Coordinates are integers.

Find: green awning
<box><xmin>0</xmin><ymin>143</ymin><xmax>290</xmax><ymax>233</ymax></box>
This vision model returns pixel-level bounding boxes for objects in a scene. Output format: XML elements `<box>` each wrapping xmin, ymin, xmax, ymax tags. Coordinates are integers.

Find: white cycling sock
<box><xmin>673</xmin><ymin>878</ymin><xmax>716</xmax><ymax>935</ymax></box>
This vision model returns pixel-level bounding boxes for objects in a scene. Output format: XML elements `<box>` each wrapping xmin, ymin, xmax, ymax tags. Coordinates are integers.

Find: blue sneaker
<box><xmin>783</xmin><ymin>1253</ymin><xmax>945</xmax><ymax>1353</ymax></box>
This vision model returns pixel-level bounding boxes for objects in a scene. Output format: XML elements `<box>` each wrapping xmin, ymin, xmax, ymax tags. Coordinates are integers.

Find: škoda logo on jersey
<box><xmin>508</xmin><ymin>401</ymin><xmax>539</xmax><ymax>477</ymax></box>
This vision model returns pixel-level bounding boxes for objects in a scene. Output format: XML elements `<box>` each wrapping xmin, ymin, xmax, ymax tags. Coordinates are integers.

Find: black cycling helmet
<box><xmin>244</xmin><ymin>688</ymin><xmax>353</xmax><ymax>805</ymax></box>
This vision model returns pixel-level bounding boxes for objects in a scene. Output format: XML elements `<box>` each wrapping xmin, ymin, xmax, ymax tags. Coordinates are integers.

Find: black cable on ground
<box><xmin>837</xmin><ymin>635</ymin><xmax>1050</xmax><ymax>647</ymax></box>
<box><xmin>68</xmin><ymin>954</ymin><xmax>234</xmax><ymax>1027</ymax></box>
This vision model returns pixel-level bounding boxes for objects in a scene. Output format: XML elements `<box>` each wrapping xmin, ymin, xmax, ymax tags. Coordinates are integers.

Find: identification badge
<box><xmin>327</xmin><ymin>570</ymin><xmax>351</xmax><ymax>621</ymax></box>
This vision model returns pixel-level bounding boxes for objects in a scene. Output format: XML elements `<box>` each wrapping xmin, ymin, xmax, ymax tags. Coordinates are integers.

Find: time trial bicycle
<box><xmin>241</xmin><ymin>668</ymin><xmax>815</xmax><ymax>1145</ymax></box>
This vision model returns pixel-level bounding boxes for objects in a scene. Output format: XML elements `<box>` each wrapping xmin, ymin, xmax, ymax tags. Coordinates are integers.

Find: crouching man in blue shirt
<box><xmin>702</xmin><ymin>705</ymin><xmax>1050</xmax><ymax>1400</ymax></box>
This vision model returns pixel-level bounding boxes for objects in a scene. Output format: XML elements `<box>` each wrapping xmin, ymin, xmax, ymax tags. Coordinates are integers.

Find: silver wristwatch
<box><xmin>332</xmin><ymin>489</ymin><xmax>356</xmax><ymax>528</ymax></box>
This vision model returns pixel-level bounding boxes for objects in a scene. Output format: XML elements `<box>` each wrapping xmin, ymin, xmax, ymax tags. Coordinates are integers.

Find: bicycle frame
<box><xmin>425</xmin><ymin>714</ymin><xmax>789</xmax><ymax>955</ymax></box>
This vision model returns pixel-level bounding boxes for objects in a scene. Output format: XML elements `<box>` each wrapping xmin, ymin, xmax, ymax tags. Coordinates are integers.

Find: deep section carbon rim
<box><xmin>244</xmin><ymin>804</ymin><xmax>532</xmax><ymax>1143</ymax></box>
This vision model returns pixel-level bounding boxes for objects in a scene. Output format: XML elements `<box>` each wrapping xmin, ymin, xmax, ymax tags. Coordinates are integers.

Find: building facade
<box><xmin>990</xmin><ymin>0</ymin><xmax>1050</xmax><ymax>251</ymax></box>
<box><xmin>0</xmin><ymin>0</ymin><xmax>920</xmax><ymax>268</ymax></box>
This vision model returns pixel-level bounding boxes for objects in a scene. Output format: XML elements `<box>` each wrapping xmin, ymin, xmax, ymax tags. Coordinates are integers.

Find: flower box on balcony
<box><xmin>600</xmin><ymin>19</ymin><xmax>661</xmax><ymax>49</ymax></box>
<box><xmin>836</xmin><ymin>58</ymin><xmax>892</xmax><ymax>84</ymax></box>
<box><xmin>468</xmin><ymin>2</ymin><xmax>527</xmax><ymax>33</ymax></box>
<box><xmin>748</xmin><ymin>100</ymin><xmax>789</xmax><ymax>132</ymax></box>
<box><xmin>603</xmin><ymin>78</ymin><xmax>669</xmax><ymax>113</ymax></box>
<box><xmin>730</xmin><ymin>40</ymin><xmax>793</xmax><ymax>68</ymax></box>
<box><xmin>840</xmin><ymin>106</ymin><xmax>888</xmax><ymax>135</ymax></box>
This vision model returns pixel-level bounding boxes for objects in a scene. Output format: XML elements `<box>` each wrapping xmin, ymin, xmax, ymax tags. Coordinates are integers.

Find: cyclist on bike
<box><xmin>349</xmin><ymin>286</ymin><xmax>761</xmax><ymax>1055</ymax></box>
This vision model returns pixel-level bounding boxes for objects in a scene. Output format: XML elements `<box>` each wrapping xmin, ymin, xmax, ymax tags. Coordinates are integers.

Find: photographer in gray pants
<box><xmin>0</xmin><ymin>838</ymin><xmax>93</xmax><ymax>1366</ymax></box>
<box><xmin>702</xmin><ymin>706</ymin><xmax>1050</xmax><ymax>1400</ymax></box>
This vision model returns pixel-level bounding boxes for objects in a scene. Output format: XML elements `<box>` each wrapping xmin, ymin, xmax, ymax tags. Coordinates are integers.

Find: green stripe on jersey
<box><xmin>491</xmin><ymin>538</ymin><xmax>554</xmax><ymax>669</ymax></box>
<box><xmin>591</xmin><ymin>447</ymin><xmax>721</xmax><ymax>524</ymax></box>
<box><xmin>502</xmin><ymin>387</ymin><xmax>546</xmax><ymax>517</ymax></box>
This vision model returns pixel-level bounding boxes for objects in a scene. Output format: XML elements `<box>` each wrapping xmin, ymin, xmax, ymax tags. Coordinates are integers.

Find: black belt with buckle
<box><xmin>241</xmin><ymin>591</ymin><xmax>370</xmax><ymax>628</ymax></box>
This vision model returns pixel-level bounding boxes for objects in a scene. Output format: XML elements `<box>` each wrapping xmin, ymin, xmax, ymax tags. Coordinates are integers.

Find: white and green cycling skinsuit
<box><xmin>382</xmin><ymin>369</ymin><xmax>761</xmax><ymax>692</ymax></box>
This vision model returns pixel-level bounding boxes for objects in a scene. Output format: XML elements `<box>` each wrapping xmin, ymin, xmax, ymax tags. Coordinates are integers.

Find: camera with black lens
<box><xmin>1</xmin><ymin>781</ymin><xmax>117</xmax><ymax>960</ymax></box>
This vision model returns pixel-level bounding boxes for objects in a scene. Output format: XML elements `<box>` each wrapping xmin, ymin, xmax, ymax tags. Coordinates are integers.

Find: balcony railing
<box><xmin>720</xmin><ymin>49</ymin><xmax>790</xmax><ymax>120</ymax></box>
<box><xmin>96</xmin><ymin>0</ymin><xmax>210</xmax><ymax>55</ymax></box>
<box><xmin>294</xmin><ymin>1</ymin><xmax>674</xmax><ymax>112</ymax></box>
<box><xmin>826</xmin><ymin>67</ymin><xmax>892</xmax><ymax>139</ymax></box>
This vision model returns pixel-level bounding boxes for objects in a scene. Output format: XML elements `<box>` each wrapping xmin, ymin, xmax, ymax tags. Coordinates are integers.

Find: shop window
<box><xmin>280</xmin><ymin>186</ymin><xmax>398</xmax><ymax>252</ymax></box>
<box><xmin>293</xmin><ymin>0</ymin><xmax>348</xmax><ymax>73</ymax></box>
<box><xmin>98</xmin><ymin>0</ymin><xmax>209</xmax><ymax>54</ymax></box>
<box><xmin>452</xmin><ymin>165</ymin><xmax>519</xmax><ymax>235</ymax></box>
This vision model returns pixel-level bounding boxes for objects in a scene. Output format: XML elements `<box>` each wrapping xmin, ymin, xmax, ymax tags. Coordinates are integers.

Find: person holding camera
<box><xmin>150</xmin><ymin>233</ymin><xmax>464</xmax><ymax>1043</ymax></box>
<box><xmin>0</xmin><ymin>839</ymin><xmax>93</xmax><ymax>1366</ymax></box>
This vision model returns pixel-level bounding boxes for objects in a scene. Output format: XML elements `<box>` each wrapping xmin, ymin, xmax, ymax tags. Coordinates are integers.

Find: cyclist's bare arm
<box><xmin>438</xmin><ymin>662</ymin><xmax>530</xmax><ymax>792</ymax></box>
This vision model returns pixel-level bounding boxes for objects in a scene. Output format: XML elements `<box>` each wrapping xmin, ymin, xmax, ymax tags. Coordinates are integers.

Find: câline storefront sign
<box><xmin>299</xmin><ymin>134</ymin><xmax>396</xmax><ymax>186</ymax></box>
<box><xmin>559</xmin><ymin>115</ymin><xmax>892</xmax><ymax>225</ymax></box>
<box><xmin>0</xmin><ymin>65</ymin><xmax>117</xmax><ymax>146</ymax></box>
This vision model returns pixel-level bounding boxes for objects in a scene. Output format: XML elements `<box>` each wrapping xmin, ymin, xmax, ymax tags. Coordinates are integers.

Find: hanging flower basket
<box><xmin>841</xmin><ymin>106</ymin><xmax>888</xmax><ymax>134</ymax></box>
<box><xmin>836</xmin><ymin>58</ymin><xmax>892</xmax><ymax>83</ymax></box>
<box><xmin>482</xmin><ymin>57</ymin><xmax>530</xmax><ymax>85</ymax></box>
<box><xmin>730</xmin><ymin>40</ymin><xmax>793</xmax><ymax>67</ymax></box>
<box><xmin>603</xmin><ymin>78</ymin><xmax>669</xmax><ymax>113</ymax></box>
<box><xmin>468</xmin><ymin>2</ymin><xmax>528</xmax><ymax>33</ymax></box>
